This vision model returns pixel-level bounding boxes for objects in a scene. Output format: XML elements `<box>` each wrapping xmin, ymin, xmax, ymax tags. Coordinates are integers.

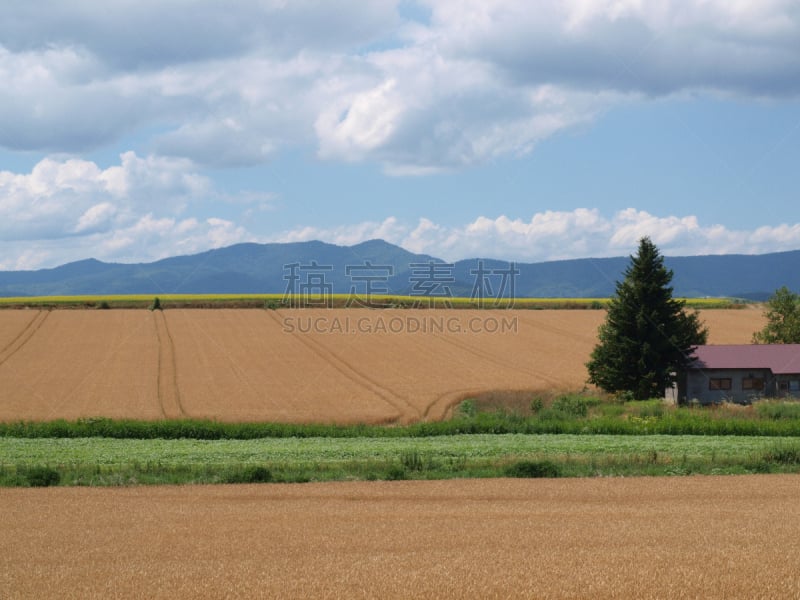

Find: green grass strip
<box><xmin>5</xmin><ymin>411</ymin><xmax>800</xmax><ymax>439</ymax></box>
<box><xmin>2</xmin><ymin>434</ymin><xmax>794</xmax><ymax>465</ymax></box>
<box><xmin>0</xmin><ymin>294</ymin><xmax>740</xmax><ymax>310</ymax></box>
<box><xmin>3</xmin><ymin>434</ymin><xmax>800</xmax><ymax>487</ymax></box>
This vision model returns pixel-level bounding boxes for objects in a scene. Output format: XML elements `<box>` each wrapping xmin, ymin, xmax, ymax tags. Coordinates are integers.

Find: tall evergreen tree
<box><xmin>587</xmin><ymin>237</ymin><xmax>707</xmax><ymax>400</ymax></box>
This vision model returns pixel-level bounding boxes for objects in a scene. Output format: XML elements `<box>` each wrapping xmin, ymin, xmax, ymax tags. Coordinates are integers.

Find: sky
<box><xmin>1</xmin><ymin>0</ymin><xmax>800</xmax><ymax>270</ymax></box>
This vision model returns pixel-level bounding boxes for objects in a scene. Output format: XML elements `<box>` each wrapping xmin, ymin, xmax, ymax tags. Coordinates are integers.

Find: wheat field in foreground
<box><xmin>0</xmin><ymin>308</ymin><xmax>765</xmax><ymax>423</ymax></box>
<box><xmin>1</xmin><ymin>474</ymin><xmax>798</xmax><ymax>599</ymax></box>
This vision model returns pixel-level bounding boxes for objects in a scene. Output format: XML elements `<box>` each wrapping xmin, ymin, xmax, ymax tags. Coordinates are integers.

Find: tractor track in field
<box><xmin>181</xmin><ymin>311</ymin><xmax>281</xmax><ymax>413</ymax></box>
<box><xmin>153</xmin><ymin>311</ymin><xmax>184</xmax><ymax>419</ymax></box>
<box><xmin>0</xmin><ymin>310</ymin><xmax>50</xmax><ymax>369</ymax></box>
<box><xmin>264</xmin><ymin>311</ymin><xmax>421</xmax><ymax>423</ymax></box>
<box><xmin>514</xmin><ymin>312</ymin><xmax>599</xmax><ymax>344</ymax></box>
<box><xmin>431</xmin><ymin>331</ymin><xmax>565</xmax><ymax>388</ymax></box>
<box><xmin>426</xmin><ymin>387</ymin><xmax>490</xmax><ymax>420</ymax></box>
<box><xmin>421</xmin><ymin>330</ymin><xmax>568</xmax><ymax>420</ymax></box>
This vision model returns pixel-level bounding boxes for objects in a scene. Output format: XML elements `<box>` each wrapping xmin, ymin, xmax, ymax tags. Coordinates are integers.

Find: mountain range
<box><xmin>1</xmin><ymin>239</ymin><xmax>798</xmax><ymax>300</ymax></box>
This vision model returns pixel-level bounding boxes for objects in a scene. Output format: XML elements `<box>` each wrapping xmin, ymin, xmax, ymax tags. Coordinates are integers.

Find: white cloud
<box><xmin>0</xmin><ymin>153</ymin><xmax>260</xmax><ymax>268</ymax></box>
<box><xmin>74</xmin><ymin>202</ymin><xmax>117</xmax><ymax>234</ymax></box>
<box><xmin>99</xmin><ymin>214</ymin><xmax>250</xmax><ymax>260</ymax></box>
<box><xmin>0</xmin><ymin>1</ymin><xmax>399</xmax><ymax>68</ymax></box>
<box><xmin>3</xmin><ymin>205</ymin><xmax>800</xmax><ymax>270</ymax></box>
<box><xmin>271</xmin><ymin>217</ymin><xmax>407</xmax><ymax>248</ymax></box>
<box><xmin>0</xmin><ymin>152</ymin><xmax>212</xmax><ymax>241</ymax></box>
<box><xmin>424</xmin><ymin>0</ymin><xmax>800</xmax><ymax>95</ymax></box>
<box><xmin>1</xmin><ymin>1</ymin><xmax>799</xmax><ymax>272</ymax></box>
<box><xmin>316</xmin><ymin>78</ymin><xmax>404</xmax><ymax>160</ymax></box>
<box><xmin>609</xmin><ymin>209</ymin><xmax>702</xmax><ymax>249</ymax></box>
<box><xmin>1</xmin><ymin>1</ymin><xmax>798</xmax><ymax>169</ymax></box>
<box><xmin>0</xmin><ymin>214</ymin><xmax>257</xmax><ymax>271</ymax></box>
<box><xmin>269</xmin><ymin>209</ymin><xmax>800</xmax><ymax>263</ymax></box>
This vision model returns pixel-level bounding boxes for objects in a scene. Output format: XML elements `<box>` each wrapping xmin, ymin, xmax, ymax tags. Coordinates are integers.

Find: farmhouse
<box><xmin>678</xmin><ymin>344</ymin><xmax>800</xmax><ymax>404</ymax></box>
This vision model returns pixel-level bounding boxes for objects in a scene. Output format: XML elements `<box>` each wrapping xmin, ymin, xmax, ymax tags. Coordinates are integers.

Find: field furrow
<box><xmin>153</xmin><ymin>311</ymin><xmax>183</xmax><ymax>419</ymax></box>
<box><xmin>0</xmin><ymin>311</ymin><xmax>159</xmax><ymax>421</ymax></box>
<box><xmin>0</xmin><ymin>310</ymin><xmax>49</xmax><ymax>367</ymax></box>
<box><xmin>165</xmin><ymin>310</ymin><xmax>402</xmax><ymax>423</ymax></box>
<box><xmin>263</xmin><ymin>310</ymin><xmax>420</xmax><ymax>422</ymax></box>
<box><xmin>0</xmin><ymin>308</ymin><xmax>768</xmax><ymax>423</ymax></box>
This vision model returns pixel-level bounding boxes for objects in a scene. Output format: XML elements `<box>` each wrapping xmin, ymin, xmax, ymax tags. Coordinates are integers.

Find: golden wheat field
<box><xmin>2</xmin><ymin>475</ymin><xmax>799</xmax><ymax>599</ymax></box>
<box><xmin>0</xmin><ymin>308</ymin><xmax>765</xmax><ymax>423</ymax></box>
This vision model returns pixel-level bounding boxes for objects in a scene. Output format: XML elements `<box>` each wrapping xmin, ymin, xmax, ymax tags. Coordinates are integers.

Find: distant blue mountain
<box><xmin>0</xmin><ymin>239</ymin><xmax>798</xmax><ymax>299</ymax></box>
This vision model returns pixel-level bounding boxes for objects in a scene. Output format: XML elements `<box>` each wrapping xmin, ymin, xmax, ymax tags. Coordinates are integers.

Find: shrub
<box><xmin>762</xmin><ymin>444</ymin><xmax>800</xmax><ymax>465</ymax></box>
<box><xmin>614</xmin><ymin>390</ymin><xmax>636</xmax><ymax>403</ymax></box>
<box><xmin>384</xmin><ymin>466</ymin><xmax>407</xmax><ymax>480</ymax></box>
<box><xmin>224</xmin><ymin>465</ymin><xmax>272</xmax><ymax>484</ymax></box>
<box><xmin>536</xmin><ymin>407</ymin><xmax>569</xmax><ymax>422</ymax></box>
<box><xmin>458</xmin><ymin>399</ymin><xmax>476</xmax><ymax>418</ymax></box>
<box><xmin>400</xmin><ymin>450</ymin><xmax>424</xmax><ymax>471</ymax></box>
<box><xmin>504</xmin><ymin>460</ymin><xmax>561</xmax><ymax>478</ymax></box>
<box><xmin>26</xmin><ymin>466</ymin><xmax>61</xmax><ymax>487</ymax></box>
<box><xmin>756</xmin><ymin>402</ymin><xmax>800</xmax><ymax>421</ymax></box>
<box><xmin>635</xmin><ymin>400</ymin><xmax>666</xmax><ymax>418</ymax></box>
<box><xmin>551</xmin><ymin>394</ymin><xmax>598</xmax><ymax>418</ymax></box>
<box><xmin>149</xmin><ymin>297</ymin><xmax>162</xmax><ymax>311</ymax></box>
<box><xmin>598</xmin><ymin>403</ymin><xmax>625</xmax><ymax>418</ymax></box>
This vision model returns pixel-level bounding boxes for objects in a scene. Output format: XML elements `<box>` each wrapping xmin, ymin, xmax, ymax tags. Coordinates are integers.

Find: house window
<box><xmin>709</xmin><ymin>378</ymin><xmax>732</xmax><ymax>391</ymax></box>
<box><xmin>742</xmin><ymin>377</ymin><xmax>764</xmax><ymax>391</ymax></box>
<box><xmin>790</xmin><ymin>380</ymin><xmax>800</xmax><ymax>392</ymax></box>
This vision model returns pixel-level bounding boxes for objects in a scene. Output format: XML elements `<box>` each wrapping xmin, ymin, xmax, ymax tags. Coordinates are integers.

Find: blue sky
<box><xmin>1</xmin><ymin>0</ymin><xmax>799</xmax><ymax>269</ymax></box>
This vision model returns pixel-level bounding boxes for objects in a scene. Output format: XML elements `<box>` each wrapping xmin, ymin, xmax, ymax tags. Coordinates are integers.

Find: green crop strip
<box><xmin>0</xmin><ymin>294</ymin><xmax>741</xmax><ymax>309</ymax></box>
<box><xmin>3</xmin><ymin>434</ymin><xmax>800</xmax><ymax>486</ymax></box>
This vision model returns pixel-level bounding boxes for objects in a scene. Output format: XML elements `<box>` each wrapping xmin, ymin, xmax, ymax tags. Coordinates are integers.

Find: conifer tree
<box><xmin>587</xmin><ymin>237</ymin><xmax>707</xmax><ymax>399</ymax></box>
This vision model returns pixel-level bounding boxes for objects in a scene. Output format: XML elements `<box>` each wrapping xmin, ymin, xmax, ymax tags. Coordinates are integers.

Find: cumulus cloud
<box><xmin>272</xmin><ymin>216</ymin><xmax>407</xmax><ymax>247</ymax></box>
<box><xmin>424</xmin><ymin>0</ymin><xmax>800</xmax><ymax>96</ymax></box>
<box><xmin>0</xmin><ymin>215</ymin><xmax>254</xmax><ymax>271</ymax></box>
<box><xmin>0</xmin><ymin>1</ymin><xmax>399</xmax><ymax>68</ymax></box>
<box><xmin>1</xmin><ymin>1</ymin><xmax>798</xmax><ymax>169</ymax></box>
<box><xmin>1</xmin><ymin>1</ymin><xmax>799</xmax><ymax>270</ymax></box>
<box><xmin>0</xmin><ymin>152</ymin><xmax>209</xmax><ymax>240</ymax></box>
<box><xmin>4</xmin><ymin>203</ymin><xmax>800</xmax><ymax>270</ymax></box>
<box><xmin>269</xmin><ymin>210</ymin><xmax>800</xmax><ymax>263</ymax></box>
<box><xmin>0</xmin><ymin>153</ymin><xmax>259</xmax><ymax>269</ymax></box>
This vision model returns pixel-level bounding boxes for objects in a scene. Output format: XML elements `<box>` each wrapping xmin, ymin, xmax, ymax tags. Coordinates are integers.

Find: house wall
<box><xmin>684</xmin><ymin>369</ymin><xmax>775</xmax><ymax>404</ymax></box>
<box><xmin>774</xmin><ymin>375</ymin><xmax>800</xmax><ymax>399</ymax></box>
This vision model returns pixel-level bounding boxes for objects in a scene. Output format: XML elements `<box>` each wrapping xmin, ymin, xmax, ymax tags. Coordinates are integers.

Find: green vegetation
<box><xmin>223</xmin><ymin>465</ymin><xmax>273</xmax><ymax>484</ymax></box>
<box><xmin>587</xmin><ymin>237</ymin><xmax>708</xmax><ymax>399</ymax></box>
<box><xmin>2</xmin><ymin>433</ymin><xmax>800</xmax><ymax>486</ymax></box>
<box><xmin>6</xmin><ymin>396</ymin><xmax>800</xmax><ymax>440</ymax></box>
<box><xmin>23</xmin><ymin>466</ymin><xmax>61</xmax><ymax>487</ymax></box>
<box><xmin>5</xmin><ymin>392</ymin><xmax>800</xmax><ymax>487</ymax></box>
<box><xmin>753</xmin><ymin>286</ymin><xmax>800</xmax><ymax>344</ymax></box>
<box><xmin>504</xmin><ymin>460</ymin><xmax>562</xmax><ymax>478</ymax></box>
<box><xmin>756</xmin><ymin>401</ymin><xmax>800</xmax><ymax>420</ymax></box>
<box><xmin>0</xmin><ymin>293</ymin><xmax>741</xmax><ymax>310</ymax></box>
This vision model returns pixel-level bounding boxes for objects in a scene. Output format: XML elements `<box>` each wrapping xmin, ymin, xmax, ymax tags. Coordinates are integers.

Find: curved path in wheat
<box><xmin>0</xmin><ymin>308</ymin><xmax>766</xmax><ymax>423</ymax></box>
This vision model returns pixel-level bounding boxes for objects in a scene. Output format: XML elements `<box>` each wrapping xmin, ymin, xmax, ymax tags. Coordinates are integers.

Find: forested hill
<box><xmin>0</xmin><ymin>239</ymin><xmax>798</xmax><ymax>299</ymax></box>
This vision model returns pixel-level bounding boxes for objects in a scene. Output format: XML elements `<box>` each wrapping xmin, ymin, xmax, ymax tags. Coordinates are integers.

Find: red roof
<box><xmin>690</xmin><ymin>344</ymin><xmax>800</xmax><ymax>375</ymax></box>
